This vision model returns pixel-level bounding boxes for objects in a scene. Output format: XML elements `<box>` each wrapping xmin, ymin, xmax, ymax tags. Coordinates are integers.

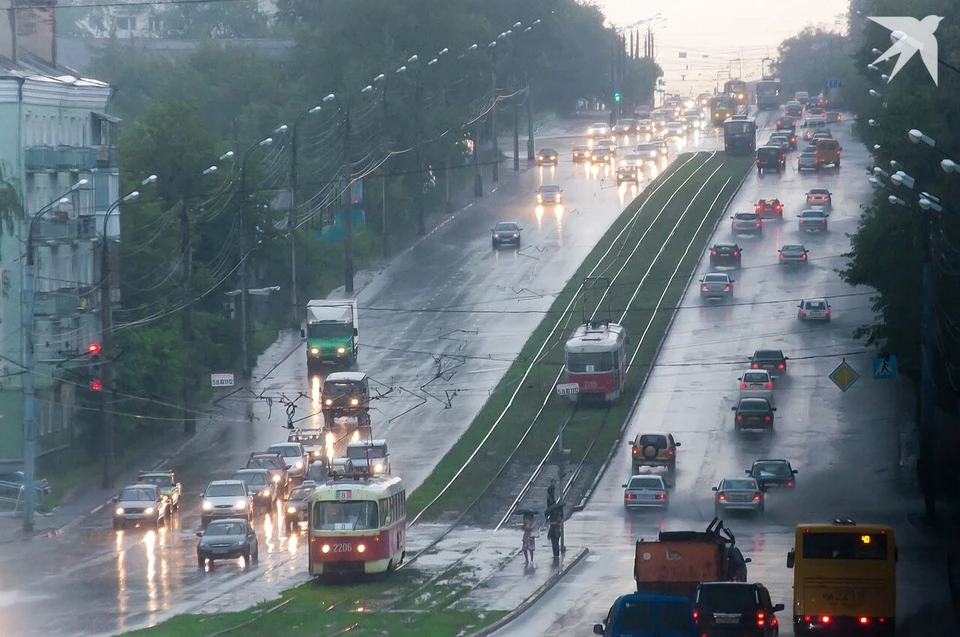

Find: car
<box><xmin>738</xmin><ymin>369</ymin><xmax>773</xmax><ymax>400</ymax></box>
<box><xmin>595</xmin><ymin>594</ymin><xmax>698</xmax><ymax>637</ymax></box>
<box><xmin>700</xmin><ymin>272</ymin><xmax>735</xmax><ymax>300</ymax></box>
<box><xmin>714</xmin><ymin>476</ymin><xmax>764</xmax><ymax>515</ymax></box>
<box><xmin>612</xmin><ymin>119</ymin><xmax>637</xmax><ymax>134</ymax></box>
<box><xmin>798</xmin><ymin>208</ymin><xmax>829</xmax><ymax>232</ymax></box>
<box><xmin>591</xmin><ymin>145</ymin><xmax>616</xmax><ymax>163</ymax></box>
<box><xmin>616</xmin><ymin>164</ymin><xmax>641</xmax><ymax>185</ymax></box>
<box><xmin>536</xmin><ymin>148</ymin><xmax>558</xmax><ymax>166</ymax></box>
<box><xmin>811</xmin><ymin>130</ymin><xmax>833</xmax><ymax>141</ymax></box>
<box><xmin>746</xmin><ymin>459</ymin><xmax>798</xmax><ymax>490</ymax></box>
<box><xmin>288</xmin><ymin>429</ymin><xmax>325</xmax><ymax>461</ymax></box>
<box><xmin>775</xmin><ymin>116</ymin><xmax>797</xmax><ymax>132</ymax></box>
<box><xmin>622</xmin><ymin>475</ymin><xmax>669</xmax><ymax>510</ymax></box>
<box><xmin>0</xmin><ymin>470</ymin><xmax>51</xmax><ymax>496</ymax></box>
<box><xmin>783</xmin><ymin>101</ymin><xmax>803</xmax><ymax>117</ymax></box>
<box><xmin>797</xmin><ymin>151</ymin><xmax>819</xmax><ymax>172</ymax></box>
<box><xmin>664</xmin><ymin>122</ymin><xmax>686</xmax><ymax>139</ymax></box>
<box><xmin>283</xmin><ymin>481</ymin><xmax>317</xmax><ymax>532</ymax></box>
<box><xmin>730</xmin><ymin>212</ymin><xmax>762</xmax><ymax>235</ymax></box>
<box><xmin>776</xmin><ymin>129</ymin><xmax>798</xmax><ymax>148</ymax></box>
<box><xmin>305</xmin><ymin>458</ymin><xmax>329</xmax><ymax>482</ymax></box>
<box><xmin>587</xmin><ymin>122</ymin><xmax>610</xmax><ymax>137</ymax></box>
<box><xmin>321</xmin><ymin>370</ymin><xmax>370</xmax><ymax>419</ymax></box>
<box><xmin>683</xmin><ymin>114</ymin><xmax>702</xmax><ymax>130</ymax></box>
<box><xmin>807</xmin><ymin>106</ymin><xmax>826</xmax><ymax>119</ymax></box>
<box><xmin>112</xmin><ymin>483</ymin><xmax>170</xmax><ymax>530</ymax></box>
<box><xmin>572</xmin><ymin>145</ymin><xmax>592</xmax><ymax>162</ymax></box>
<box><xmin>537</xmin><ymin>184</ymin><xmax>564</xmax><ymax>205</ymax></box>
<box><xmin>492</xmin><ymin>221</ymin><xmax>521</xmax><ymax>247</ymax></box>
<box><xmin>767</xmin><ymin>135</ymin><xmax>790</xmax><ymax>152</ymax></box>
<box><xmin>826</xmin><ymin>110</ymin><xmax>842</xmax><ymax>122</ymax></box>
<box><xmin>246</xmin><ymin>452</ymin><xmax>289</xmax><ymax>490</ymax></box>
<box><xmin>196</xmin><ymin>518</ymin><xmax>258</xmax><ymax>567</ymax></box>
<box><xmin>709</xmin><ymin>243</ymin><xmax>742</xmax><ymax>268</ymax></box>
<box><xmin>636</xmin><ymin>119</ymin><xmax>655</xmax><ymax>135</ymax></box>
<box><xmin>266</xmin><ymin>441</ymin><xmax>310</xmax><ymax>480</ymax></box>
<box><xmin>693</xmin><ymin>582</ymin><xmax>784</xmax><ymax>637</ymax></box>
<box><xmin>635</xmin><ymin>105</ymin><xmax>652</xmax><ymax>118</ymax></box>
<box><xmin>200</xmin><ymin>479</ymin><xmax>253</xmax><ymax>527</ymax></box>
<box><xmin>232</xmin><ymin>468</ymin><xmax>278</xmax><ymax>509</ymax></box>
<box><xmin>731</xmin><ymin>398</ymin><xmax>776</xmax><ymax>432</ymax></box>
<box><xmin>798</xmin><ymin>297</ymin><xmax>831</xmax><ymax>321</ymax></box>
<box><xmin>755</xmin><ymin>146</ymin><xmax>785</xmax><ymax>174</ymax></box>
<box><xmin>630</xmin><ymin>432</ymin><xmax>679</xmax><ymax>474</ymax></box>
<box><xmin>806</xmin><ymin>188</ymin><xmax>833</xmax><ymax>210</ymax></box>
<box><xmin>137</xmin><ymin>470</ymin><xmax>182</xmax><ymax>511</ymax></box>
<box><xmin>748</xmin><ymin>349</ymin><xmax>788</xmax><ymax>376</ymax></box>
<box><xmin>345</xmin><ymin>439</ymin><xmax>391</xmax><ymax>475</ymax></box>
<box><xmin>778</xmin><ymin>244</ymin><xmax>809</xmax><ymax>264</ymax></box>
<box><xmin>754</xmin><ymin>198</ymin><xmax>783</xmax><ymax>219</ymax></box>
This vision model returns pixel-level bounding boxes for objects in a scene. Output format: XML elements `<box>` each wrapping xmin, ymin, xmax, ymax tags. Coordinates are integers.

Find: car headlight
<box><xmin>234</xmin><ymin>500</ymin><xmax>247</xmax><ymax>510</ymax></box>
<box><xmin>272</xmin><ymin>474</ymin><xmax>281</xmax><ymax>482</ymax></box>
<box><xmin>324</xmin><ymin>398</ymin><xmax>333</xmax><ymax>406</ymax></box>
<box><xmin>309</xmin><ymin>347</ymin><xmax>319</xmax><ymax>355</ymax></box>
<box><xmin>115</xmin><ymin>507</ymin><xmax>125</xmax><ymax>515</ymax></box>
<box><xmin>537</xmin><ymin>195</ymin><xmax>543</xmax><ymax>202</ymax></box>
<box><xmin>144</xmin><ymin>507</ymin><xmax>154</xmax><ymax>515</ymax></box>
<box><xmin>294</xmin><ymin>461</ymin><xmax>303</xmax><ymax>469</ymax></box>
<box><xmin>287</xmin><ymin>506</ymin><xmax>297</xmax><ymax>514</ymax></box>
<box><xmin>350</xmin><ymin>398</ymin><xmax>359</xmax><ymax>406</ymax></box>
<box><xmin>336</xmin><ymin>347</ymin><xmax>346</xmax><ymax>354</ymax></box>
<box><xmin>493</xmin><ymin>233</ymin><xmax>500</xmax><ymax>238</ymax></box>
<box><xmin>260</xmin><ymin>489</ymin><xmax>271</xmax><ymax>497</ymax></box>
<box><xmin>202</xmin><ymin>501</ymin><xmax>213</xmax><ymax>511</ymax></box>
<box><xmin>312</xmin><ymin>450</ymin><xmax>321</xmax><ymax>457</ymax></box>
<box><xmin>374</xmin><ymin>463</ymin><xmax>384</xmax><ymax>473</ymax></box>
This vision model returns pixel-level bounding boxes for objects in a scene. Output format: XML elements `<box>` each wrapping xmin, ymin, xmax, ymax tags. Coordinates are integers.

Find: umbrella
<box><xmin>514</xmin><ymin>508</ymin><xmax>539</xmax><ymax>516</ymax></box>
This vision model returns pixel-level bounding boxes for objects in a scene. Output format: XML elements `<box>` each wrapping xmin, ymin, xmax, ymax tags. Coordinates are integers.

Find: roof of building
<box><xmin>0</xmin><ymin>49</ymin><xmax>108</xmax><ymax>87</ymax></box>
<box><xmin>57</xmin><ymin>37</ymin><xmax>295</xmax><ymax>72</ymax></box>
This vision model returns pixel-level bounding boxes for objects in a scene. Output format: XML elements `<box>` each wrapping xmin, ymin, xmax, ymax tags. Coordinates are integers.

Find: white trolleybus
<box><xmin>307</xmin><ymin>470</ymin><xmax>406</xmax><ymax>576</ymax></box>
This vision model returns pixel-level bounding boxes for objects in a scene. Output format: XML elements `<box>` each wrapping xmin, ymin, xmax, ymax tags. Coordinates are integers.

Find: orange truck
<box><xmin>634</xmin><ymin>518</ymin><xmax>751</xmax><ymax>599</ymax></box>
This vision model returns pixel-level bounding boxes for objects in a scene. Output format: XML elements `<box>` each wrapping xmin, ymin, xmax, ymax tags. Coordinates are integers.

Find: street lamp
<box><xmin>20</xmin><ymin>179</ymin><xmax>90</xmax><ymax>532</ymax></box>
<box><xmin>891</xmin><ymin>170</ymin><xmax>916</xmax><ymax>189</ymax></box>
<box><xmin>867</xmin><ymin>64</ymin><xmax>880</xmax><ymax>72</ymax></box>
<box><xmin>941</xmin><ymin>159</ymin><xmax>960</xmax><ymax>175</ymax></box>
<box><xmin>919</xmin><ymin>196</ymin><xmax>944</xmax><ymax>213</ymax></box>
<box><xmin>873</xmin><ymin>166</ymin><xmax>890</xmax><ymax>179</ymax></box>
<box><xmin>868</xmin><ymin>119</ymin><xmax>879</xmax><ymax>127</ymax></box>
<box><xmin>908</xmin><ymin>128</ymin><xmax>937</xmax><ymax>147</ymax></box>
<box><xmin>238</xmin><ymin>136</ymin><xmax>274</xmax><ymax>378</ymax></box>
<box><xmin>869</xmin><ymin>89</ymin><xmax>881</xmax><ymax>98</ymax></box>
<box><xmin>888</xmin><ymin>194</ymin><xmax>906</xmax><ymax>206</ymax></box>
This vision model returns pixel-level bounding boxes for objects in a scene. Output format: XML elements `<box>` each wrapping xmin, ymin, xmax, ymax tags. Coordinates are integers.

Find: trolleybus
<box><xmin>786</xmin><ymin>519</ymin><xmax>897</xmax><ymax>636</ymax></box>
<box><xmin>756</xmin><ymin>77</ymin><xmax>782</xmax><ymax>110</ymax></box>
<box><xmin>724</xmin><ymin>79</ymin><xmax>748</xmax><ymax>105</ymax></box>
<box><xmin>307</xmin><ymin>472</ymin><xmax>405</xmax><ymax>576</ymax></box>
<box><xmin>563</xmin><ymin>321</ymin><xmax>628</xmax><ymax>402</ymax></box>
<box><xmin>723</xmin><ymin>115</ymin><xmax>757</xmax><ymax>154</ymax></box>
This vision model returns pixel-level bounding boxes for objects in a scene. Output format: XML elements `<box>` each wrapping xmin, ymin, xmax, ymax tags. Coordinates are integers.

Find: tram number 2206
<box><xmin>332</xmin><ymin>543</ymin><xmax>353</xmax><ymax>553</ymax></box>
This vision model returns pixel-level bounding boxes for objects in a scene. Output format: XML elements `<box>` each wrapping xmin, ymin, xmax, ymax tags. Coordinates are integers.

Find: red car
<box><xmin>755</xmin><ymin>198</ymin><xmax>783</xmax><ymax>219</ymax></box>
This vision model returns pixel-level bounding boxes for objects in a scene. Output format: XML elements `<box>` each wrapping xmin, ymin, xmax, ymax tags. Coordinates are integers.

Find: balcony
<box><xmin>96</xmin><ymin>145</ymin><xmax>118</xmax><ymax>169</ymax></box>
<box><xmin>25</xmin><ymin>146</ymin><xmax>56</xmax><ymax>172</ymax></box>
<box><xmin>26</xmin><ymin>146</ymin><xmax>98</xmax><ymax>172</ymax></box>
<box><xmin>32</xmin><ymin>219</ymin><xmax>76</xmax><ymax>242</ymax></box>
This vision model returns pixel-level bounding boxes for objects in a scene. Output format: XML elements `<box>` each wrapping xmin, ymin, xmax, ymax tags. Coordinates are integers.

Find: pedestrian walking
<box><xmin>547</xmin><ymin>479</ymin><xmax>557</xmax><ymax>508</ymax></box>
<box><xmin>546</xmin><ymin>502</ymin><xmax>564</xmax><ymax>558</ymax></box>
<box><xmin>521</xmin><ymin>512</ymin><xmax>536</xmax><ymax>565</ymax></box>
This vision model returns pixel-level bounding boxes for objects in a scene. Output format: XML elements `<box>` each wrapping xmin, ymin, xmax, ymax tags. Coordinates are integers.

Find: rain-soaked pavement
<box><xmin>492</xmin><ymin>114</ymin><xmax>958</xmax><ymax>636</ymax></box>
<box><xmin>0</xmin><ymin>117</ymin><xmax>720</xmax><ymax>637</ymax></box>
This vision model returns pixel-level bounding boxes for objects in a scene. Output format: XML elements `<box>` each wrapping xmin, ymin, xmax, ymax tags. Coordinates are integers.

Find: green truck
<box><xmin>302</xmin><ymin>299</ymin><xmax>359</xmax><ymax>371</ymax></box>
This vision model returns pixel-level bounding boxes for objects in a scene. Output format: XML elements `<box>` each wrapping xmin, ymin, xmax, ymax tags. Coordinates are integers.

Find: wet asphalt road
<box><xmin>0</xmin><ymin>118</ymin><xmax>716</xmax><ymax>637</ymax></box>
<box><xmin>493</xmin><ymin>116</ymin><xmax>954</xmax><ymax>636</ymax></box>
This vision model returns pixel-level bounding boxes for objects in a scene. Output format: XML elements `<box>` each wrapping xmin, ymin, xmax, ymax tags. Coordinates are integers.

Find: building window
<box><xmin>148</xmin><ymin>17</ymin><xmax>161</xmax><ymax>32</ymax></box>
<box><xmin>116</xmin><ymin>16</ymin><xmax>137</xmax><ymax>30</ymax></box>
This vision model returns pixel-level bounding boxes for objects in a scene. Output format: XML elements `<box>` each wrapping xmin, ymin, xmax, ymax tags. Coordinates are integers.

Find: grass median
<box><xmin>126</xmin><ymin>566</ymin><xmax>506</xmax><ymax>637</ymax></box>
<box><xmin>409</xmin><ymin>152</ymin><xmax>754</xmax><ymax>519</ymax></box>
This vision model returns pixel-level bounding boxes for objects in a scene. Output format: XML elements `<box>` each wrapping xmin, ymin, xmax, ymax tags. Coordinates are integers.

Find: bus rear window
<box><xmin>802</xmin><ymin>533</ymin><xmax>888</xmax><ymax>560</ymax></box>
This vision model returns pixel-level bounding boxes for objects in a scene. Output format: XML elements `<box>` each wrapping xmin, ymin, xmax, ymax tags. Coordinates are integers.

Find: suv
<box><xmin>232</xmin><ymin>468</ymin><xmax>278</xmax><ymax>509</ymax></box>
<box><xmin>200</xmin><ymin>479</ymin><xmax>253</xmax><ymax>527</ymax></box>
<box><xmin>246</xmin><ymin>452</ymin><xmax>289</xmax><ymax>490</ymax></box>
<box><xmin>137</xmin><ymin>470</ymin><xmax>182</xmax><ymax>511</ymax></box>
<box><xmin>754</xmin><ymin>198</ymin><xmax>783</xmax><ymax>219</ymax></box>
<box><xmin>322</xmin><ymin>371</ymin><xmax>371</xmax><ymax>418</ymax></box>
<box><xmin>112</xmin><ymin>483</ymin><xmax>170</xmax><ymax>530</ymax></box>
<box><xmin>693</xmin><ymin>582</ymin><xmax>784</xmax><ymax>637</ymax></box>
<box><xmin>755</xmin><ymin>146</ymin><xmax>784</xmax><ymax>174</ymax></box>
<box><xmin>630</xmin><ymin>433</ymin><xmax>679</xmax><ymax>474</ymax></box>
<box><xmin>748</xmin><ymin>349</ymin><xmax>788</xmax><ymax>377</ymax></box>
<box><xmin>595</xmin><ymin>594</ymin><xmax>697</xmax><ymax>637</ymax></box>
<box><xmin>709</xmin><ymin>244</ymin><xmax>741</xmax><ymax>269</ymax></box>
<box><xmin>345</xmin><ymin>439</ymin><xmax>391</xmax><ymax>475</ymax></box>
<box><xmin>266</xmin><ymin>442</ymin><xmax>310</xmax><ymax>480</ymax></box>
<box><xmin>288</xmin><ymin>429</ymin><xmax>325</xmax><ymax>461</ymax></box>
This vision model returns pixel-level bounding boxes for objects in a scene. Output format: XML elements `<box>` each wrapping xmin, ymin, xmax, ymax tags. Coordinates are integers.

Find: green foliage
<box><xmin>155</xmin><ymin>0</ymin><xmax>270</xmax><ymax>38</ymax></box>
<box><xmin>622</xmin><ymin>57</ymin><xmax>663</xmax><ymax>107</ymax></box>
<box><xmin>0</xmin><ymin>161</ymin><xmax>23</xmax><ymax>265</ymax></box>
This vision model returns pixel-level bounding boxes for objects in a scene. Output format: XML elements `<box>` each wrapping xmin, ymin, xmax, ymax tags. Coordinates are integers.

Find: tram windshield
<box><xmin>566</xmin><ymin>351</ymin><xmax>614</xmax><ymax>372</ymax></box>
<box><xmin>313</xmin><ymin>500</ymin><xmax>379</xmax><ymax>531</ymax></box>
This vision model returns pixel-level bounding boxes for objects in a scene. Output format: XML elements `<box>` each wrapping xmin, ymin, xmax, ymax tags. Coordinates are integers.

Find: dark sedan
<box><xmin>746</xmin><ymin>459</ymin><xmax>798</xmax><ymax>489</ymax></box>
<box><xmin>748</xmin><ymin>348</ymin><xmax>788</xmax><ymax>377</ymax></box>
<box><xmin>492</xmin><ymin>221</ymin><xmax>522</xmax><ymax>247</ymax></box>
<box><xmin>197</xmin><ymin>518</ymin><xmax>259</xmax><ymax>567</ymax></box>
<box><xmin>732</xmin><ymin>398</ymin><xmax>776</xmax><ymax>432</ymax></box>
<box><xmin>283</xmin><ymin>481</ymin><xmax>316</xmax><ymax>532</ymax></box>
<box><xmin>709</xmin><ymin>243</ymin><xmax>741</xmax><ymax>268</ymax></box>
<box><xmin>536</xmin><ymin>148</ymin><xmax>559</xmax><ymax>166</ymax></box>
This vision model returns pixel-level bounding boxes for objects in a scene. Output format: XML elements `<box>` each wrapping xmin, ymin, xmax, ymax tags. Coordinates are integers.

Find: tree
<box><xmin>155</xmin><ymin>0</ymin><xmax>270</xmax><ymax>38</ymax></box>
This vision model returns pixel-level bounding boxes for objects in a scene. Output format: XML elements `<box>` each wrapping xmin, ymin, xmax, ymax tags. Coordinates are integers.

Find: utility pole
<box><xmin>919</xmin><ymin>216</ymin><xmax>937</xmax><ymax>516</ymax></box>
<box><xmin>474</xmin><ymin>117</ymin><xmax>483</xmax><ymax>197</ymax></box>
<box><xmin>526</xmin><ymin>74</ymin><xmax>535</xmax><ymax>161</ymax></box>
<box><xmin>180</xmin><ymin>198</ymin><xmax>195</xmax><ymax>435</ymax></box>
<box><xmin>414</xmin><ymin>67</ymin><xmax>426</xmax><ymax>235</ymax></box>
<box><xmin>289</xmin><ymin>122</ymin><xmax>300</xmax><ymax>325</ymax></box>
<box><xmin>100</xmin><ymin>212</ymin><xmax>116</xmax><ymax>489</ymax></box>
<box><xmin>490</xmin><ymin>64</ymin><xmax>499</xmax><ymax>183</ymax></box>
<box><xmin>342</xmin><ymin>104</ymin><xmax>355</xmax><ymax>294</ymax></box>
<box><xmin>239</xmin><ymin>137</ymin><xmax>274</xmax><ymax>378</ymax></box>
<box><xmin>513</xmin><ymin>98</ymin><xmax>520</xmax><ymax>172</ymax></box>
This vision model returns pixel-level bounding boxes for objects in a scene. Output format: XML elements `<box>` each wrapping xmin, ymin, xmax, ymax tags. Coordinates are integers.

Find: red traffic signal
<box><xmin>90</xmin><ymin>379</ymin><xmax>103</xmax><ymax>391</ymax></box>
<box><xmin>87</xmin><ymin>343</ymin><xmax>101</xmax><ymax>355</ymax></box>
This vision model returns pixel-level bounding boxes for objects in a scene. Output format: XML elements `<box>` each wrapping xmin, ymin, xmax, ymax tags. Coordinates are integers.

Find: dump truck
<box><xmin>634</xmin><ymin>518</ymin><xmax>750</xmax><ymax>600</ymax></box>
<box><xmin>302</xmin><ymin>299</ymin><xmax>359</xmax><ymax>371</ymax></box>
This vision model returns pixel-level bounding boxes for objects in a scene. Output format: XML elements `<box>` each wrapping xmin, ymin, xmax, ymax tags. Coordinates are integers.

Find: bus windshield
<box><xmin>567</xmin><ymin>351</ymin><xmax>613</xmax><ymax>372</ymax></box>
<box><xmin>801</xmin><ymin>532</ymin><xmax>889</xmax><ymax>560</ymax></box>
<box><xmin>724</xmin><ymin>121</ymin><xmax>754</xmax><ymax>135</ymax></box>
<box><xmin>313</xmin><ymin>500</ymin><xmax>379</xmax><ymax>530</ymax></box>
<box><xmin>307</xmin><ymin>323</ymin><xmax>352</xmax><ymax>339</ymax></box>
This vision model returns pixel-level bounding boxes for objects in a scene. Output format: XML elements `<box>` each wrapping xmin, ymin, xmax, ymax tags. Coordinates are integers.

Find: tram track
<box><xmin>400</xmin><ymin>148</ymin><xmax>749</xmax><ymax>575</ymax></box>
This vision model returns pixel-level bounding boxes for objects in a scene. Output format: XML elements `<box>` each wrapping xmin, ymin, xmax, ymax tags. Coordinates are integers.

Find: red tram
<box><xmin>563</xmin><ymin>321</ymin><xmax>628</xmax><ymax>402</ymax></box>
<box><xmin>307</xmin><ymin>473</ymin><xmax>405</xmax><ymax>576</ymax></box>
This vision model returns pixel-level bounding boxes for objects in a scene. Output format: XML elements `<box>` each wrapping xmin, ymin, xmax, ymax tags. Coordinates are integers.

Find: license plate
<box><xmin>715</xmin><ymin>616</ymin><xmax>740</xmax><ymax>624</ymax></box>
<box><xmin>823</xmin><ymin>588</ymin><xmax>865</xmax><ymax>602</ymax></box>
<box><xmin>213</xmin><ymin>549</ymin><xmax>228</xmax><ymax>555</ymax></box>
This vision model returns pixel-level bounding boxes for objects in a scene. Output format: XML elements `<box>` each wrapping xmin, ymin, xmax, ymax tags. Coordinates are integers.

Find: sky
<box><xmin>597</xmin><ymin>0</ymin><xmax>851</xmax><ymax>95</ymax></box>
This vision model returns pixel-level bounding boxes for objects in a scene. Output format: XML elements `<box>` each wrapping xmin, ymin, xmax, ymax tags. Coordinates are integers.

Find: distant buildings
<box><xmin>0</xmin><ymin>0</ymin><xmax>119</xmax><ymax>466</ymax></box>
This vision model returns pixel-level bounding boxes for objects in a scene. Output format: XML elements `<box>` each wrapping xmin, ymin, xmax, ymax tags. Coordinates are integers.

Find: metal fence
<box><xmin>0</xmin><ymin>481</ymin><xmax>45</xmax><ymax>513</ymax></box>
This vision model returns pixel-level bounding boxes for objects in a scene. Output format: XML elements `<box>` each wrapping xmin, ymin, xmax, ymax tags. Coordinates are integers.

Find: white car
<box><xmin>200</xmin><ymin>479</ymin><xmax>253</xmax><ymax>528</ymax></box>
<box><xmin>798</xmin><ymin>298</ymin><xmax>831</xmax><ymax>321</ymax></box>
<box><xmin>798</xmin><ymin>208</ymin><xmax>829</xmax><ymax>232</ymax></box>
<box><xmin>738</xmin><ymin>370</ymin><xmax>773</xmax><ymax>400</ymax></box>
<box><xmin>805</xmin><ymin>188</ymin><xmax>832</xmax><ymax>209</ymax></box>
<box><xmin>586</xmin><ymin>122</ymin><xmax>610</xmax><ymax>136</ymax></box>
<box><xmin>266</xmin><ymin>442</ymin><xmax>310</xmax><ymax>479</ymax></box>
<box><xmin>713</xmin><ymin>477</ymin><xmax>764</xmax><ymax>517</ymax></box>
<box><xmin>622</xmin><ymin>475</ymin><xmax>669</xmax><ymax>510</ymax></box>
<box><xmin>345</xmin><ymin>439</ymin><xmax>391</xmax><ymax>475</ymax></box>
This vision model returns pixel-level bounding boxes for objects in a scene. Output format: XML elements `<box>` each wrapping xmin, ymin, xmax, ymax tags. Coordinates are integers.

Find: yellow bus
<box><xmin>786</xmin><ymin>519</ymin><xmax>896</xmax><ymax>636</ymax></box>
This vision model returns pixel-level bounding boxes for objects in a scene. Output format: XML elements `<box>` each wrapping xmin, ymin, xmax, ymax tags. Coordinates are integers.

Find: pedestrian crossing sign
<box><xmin>873</xmin><ymin>355</ymin><xmax>898</xmax><ymax>380</ymax></box>
<box><xmin>829</xmin><ymin>359</ymin><xmax>860</xmax><ymax>392</ymax></box>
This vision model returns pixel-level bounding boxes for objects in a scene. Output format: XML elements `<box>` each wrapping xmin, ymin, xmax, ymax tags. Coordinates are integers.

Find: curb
<box><xmin>466</xmin><ymin>547</ymin><xmax>589</xmax><ymax>637</ymax></box>
<box><xmin>575</xmin><ymin>153</ymin><xmax>753</xmax><ymax>512</ymax></box>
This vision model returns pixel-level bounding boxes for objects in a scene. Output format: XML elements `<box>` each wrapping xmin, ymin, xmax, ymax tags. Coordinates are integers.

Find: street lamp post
<box><xmin>488</xmin><ymin>40</ymin><xmax>500</xmax><ymax>184</ymax></box>
<box><xmin>21</xmin><ymin>179</ymin><xmax>88</xmax><ymax>532</ymax></box>
<box><xmin>239</xmin><ymin>136</ymin><xmax>274</xmax><ymax>378</ymax></box>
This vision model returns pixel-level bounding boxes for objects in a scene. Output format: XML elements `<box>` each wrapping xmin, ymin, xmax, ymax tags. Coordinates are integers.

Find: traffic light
<box><xmin>614</xmin><ymin>92</ymin><xmax>621</xmax><ymax>103</ymax></box>
<box><xmin>87</xmin><ymin>343</ymin><xmax>101</xmax><ymax>355</ymax></box>
<box><xmin>657</xmin><ymin>78</ymin><xmax>665</xmax><ymax>92</ymax></box>
<box><xmin>90</xmin><ymin>379</ymin><xmax>103</xmax><ymax>391</ymax></box>
<box><xmin>88</xmin><ymin>343</ymin><xmax>102</xmax><ymax>392</ymax></box>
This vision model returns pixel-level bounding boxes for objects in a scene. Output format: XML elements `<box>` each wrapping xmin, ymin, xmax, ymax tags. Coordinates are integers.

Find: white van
<box><xmin>803</xmin><ymin>119</ymin><xmax>828</xmax><ymax>141</ymax></box>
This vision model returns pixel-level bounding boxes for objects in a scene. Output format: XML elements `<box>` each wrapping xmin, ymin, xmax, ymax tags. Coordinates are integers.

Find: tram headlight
<box><xmin>357</xmin><ymin>544</ymin><xmax>366</xmax><ymax>553</ymax></box>
<box><xmin>350</xmin><ymin>398</ymin><xmax>359</xmax><ymax>406</ymax></box>
<box><xmin>324</xmin><ymin>398</ymin><xmax>333</xmax><ymax>406</ymax></box>
<box><xmin>321</xmin><ymin>544</ymin><xmax>331</xmax><ymax>554</ymax></box>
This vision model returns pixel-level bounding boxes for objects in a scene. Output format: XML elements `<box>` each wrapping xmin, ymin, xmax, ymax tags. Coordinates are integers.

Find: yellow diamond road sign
<box><xmin>829</xmin><ymin>359</ymin><xmax>860</xmax><ymax>392</ymax></box>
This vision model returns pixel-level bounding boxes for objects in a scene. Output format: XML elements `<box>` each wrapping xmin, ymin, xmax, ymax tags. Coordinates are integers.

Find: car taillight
<box><xmin>632</xmin><ymin>447</ymin><xmax>638</xmax><ymax>456</ymax></box>
<box><xmin>787</xmin><ymin>481</ymin><xmax>794</xmax><ymax>487</ymax></box>
<box><xmin>751</xmin><ymin>363</ymin><xmax>759</xmax><ymax>369</ymax></box>
<box><xmin>736</xmin><ymin>415</ymin><xmax>743</xmax><ymax>421</ymax></box>
<box><xmin>765</xmin><ymin>382</ymin><xmax>773</xmax><ymax>389</ymax></box>
<box><xmin>764</xmin><ymin>415</ymin><xmax>771</xmax><ymax>422</ymax></box>
<box><xmin>825</xmin><ymin>309</ymin><xmax>830</xmax><ymax>316</ymax></box>
<box><xmin>657</xmin><ymin>493</ymin><xmax>666</xmax><ymax>500</ymax></box>
<box><xmin>724</xmin><ymin>284</ymin><xmax>731</xmax><ymax>291</ymax></box>
<box><xmin>757</xmin><ymin>611</ymin><xmax>766</xmax><ymax>626</ymax></box>
<box><xmin>775</xmin><ymin>204</ymin><xmax>782</xmax><ymax>211</ymax></box>
<box><xmin>740</xmin><ymin>382</ymin><xmax>747</xmax><ymax>389</ymax></box>
<box><xmin>733</xmin><ymin>250</ymin><xmax>739</xmax><ymax>255</ymax></box>
<box><xmin>756</xmin><ymin>221</ymin><xmax>761</xmax><ymax>227</ymax></box>
<box><xmin>731</xmin><ymin>220</ymin><xmax>736</xmax><ymax>227</ymax></box>
<box><xmin>859</xmin><ymin>617</ymin><xmax>870</xmax><ymax>624</ymax></box>
<box><xmin>625</xmin><ymin>493</ymin><xmax>635</xmax><ymax>499</ymax></box>
<box><xmin>718</xmin><ymin>492</ymin><xmax>727</xmax><ymax>500</ymax></box>
<box><xmin>701</xmin><ymin>284</ymin><xmax>708</xmax><ymax>291</ymax></box>
<box><xmin>668</xmin><ymin>449</ymin><xmax>675</xmax><ymax>456</ymax></box>
<box><xmin>711</xmin><ymin>250</ymin><xmax>717</xmax><ymax>255</ymax></box>
<box><xmin>779</xmin><ymin>253</ymin><xmax>784</xmax><ymax>259</ymax></box>
<box><xmin>693</xmin><ymin>610</ymin><xmax>699</xmax><ymax>622</ymax></box>
<box><xmin>753</xmin><ymin>492</ymin><xmax>762</xmax><ymax>500</ymax></box>
<box><xmin>802</xmin><ymin>253</ymin><xmax>807</xmax><ymax>259</ymax></box>
<box><xmin>778</xmin><ymin>363</ymin><xmax>785</xmax><ymax>369</ymax></box>
<box><xmin>821</xmin><ymin>616</ymin><xmax>832</xmax><ymax>624</ymax></box>
<box><xmin>801</xmin><ymin>310</ymin><xmax>807</xmax><ymax>316</ymax></box>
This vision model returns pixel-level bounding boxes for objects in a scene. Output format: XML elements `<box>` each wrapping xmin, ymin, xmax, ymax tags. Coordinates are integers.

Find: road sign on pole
<box><xmin>824</xmin><ymin>79</ymin><xmax>842</xmax><ymax>89</ymax></box>
<box><xmin>556</xmin><ymin>383</ymin><xmax>579</xmax><ymax>396</ymax></box>
<box><xmin>829</xmin><ymin>359</ymin><xmax>860</xmax><ymax>392</ymax></box>
<box><xmin>873</xmin><ymin>355</ymin><xmax>898</xmax><ymax>380</ymax></box>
